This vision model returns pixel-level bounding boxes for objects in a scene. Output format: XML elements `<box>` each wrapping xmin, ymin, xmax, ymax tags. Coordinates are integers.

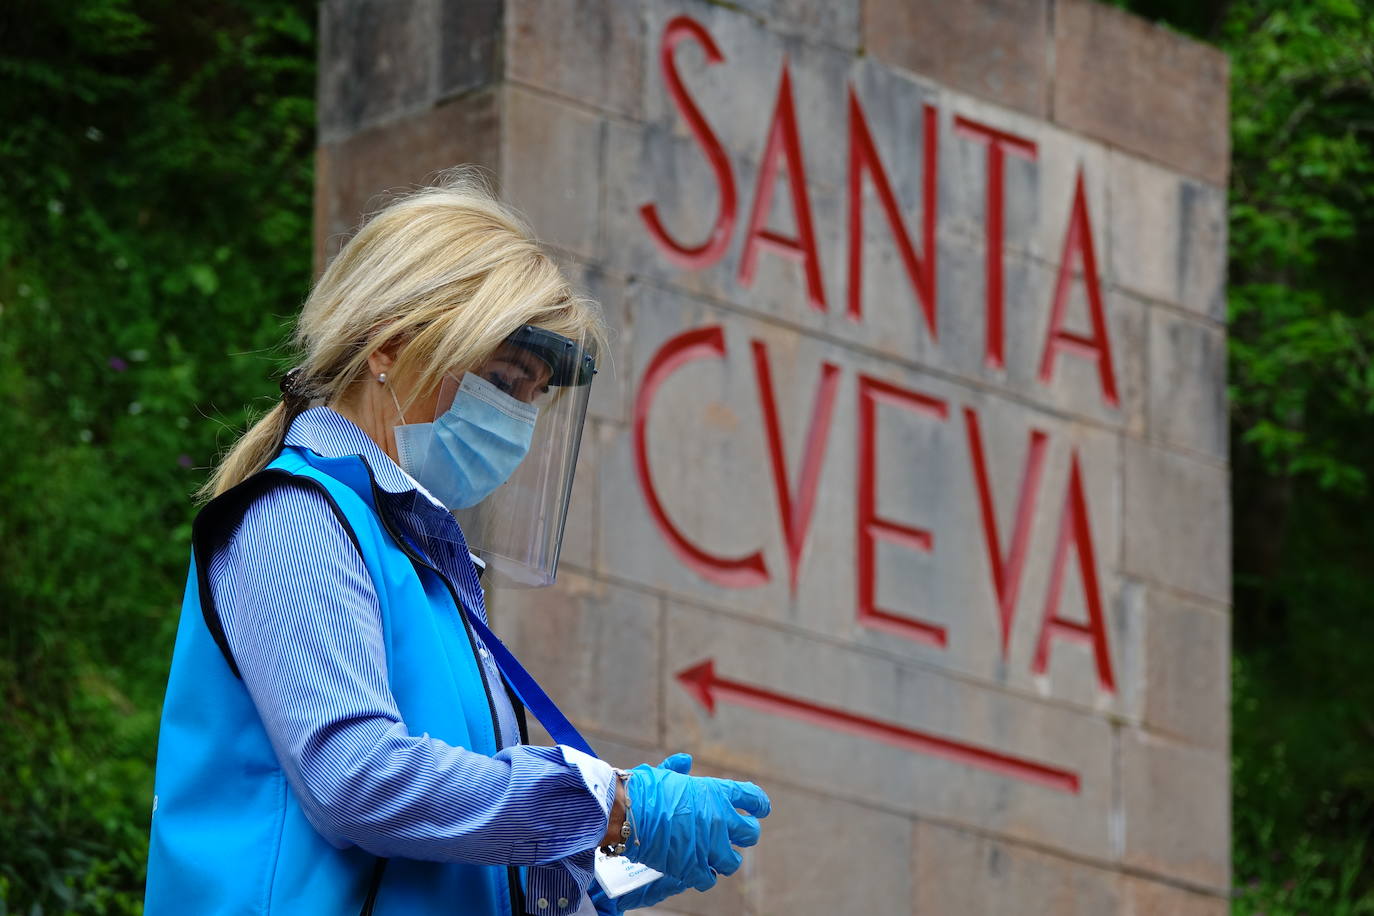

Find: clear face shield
<box><xmin>395</xmin><ymin>325</ymin><xmax>597</xmax><ymax>588</ymax></box>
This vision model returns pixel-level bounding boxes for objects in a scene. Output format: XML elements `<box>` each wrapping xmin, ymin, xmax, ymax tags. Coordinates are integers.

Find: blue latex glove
<box><xmin>612</xmin><ymin>755</ymin><xmax>694</xmax><ymax>911</ymax></box>
<box><xmin>624</xmin><ymin>752</ymin><xmax>771</xmax><ymax>894</ymax></box>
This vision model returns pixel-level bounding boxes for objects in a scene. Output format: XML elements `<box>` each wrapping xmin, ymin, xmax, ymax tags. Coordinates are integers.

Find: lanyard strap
<box><xmin>458</xmin><ymin>599</ymin><xmax>598</xmax><ymax>759</ymax></box>
<box><xmin>397</xmin><ymin>530</ymin><xmax>598</xmax><ymax>757</ymax></box>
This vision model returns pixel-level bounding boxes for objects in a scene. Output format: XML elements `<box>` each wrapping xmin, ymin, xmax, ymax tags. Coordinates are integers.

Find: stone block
<box><xmin>644</xmin><ymin>872</ymin><xmax>748</xmax><ymax>916</ymax></box>
<box><xmin>748</xmin><ymin>785</ymin><xmax>913</xmax><ymax>914</ymax></box>
<box><xmin>1111</xmin><ymin>580</ymin><xmax>1148</xmax><ymax>723</ymax></box>
<box><xmin>1178</xmin><ymin>182</ymin><xmax>1229</xmax><ymax>323</ymax></box>
<box><xmin>862</xmin><ymin>0</ymin><xmax>1051</xmax><ymax>118</ymax></box>
<box><xmin>1053</xmin><ymin>0</ymin><xmax>1230</xmax><ymax>186</ymax></box>
<box><xmin>438</xmin><ymin>0</ymin><xmax>503</xmax><ymax>98</ymax></box>
<box><xmin>844</xmin><ymin>56</ymin><xmax>944</xmax><ymax>237</ymax></box>
<box><xmin>731</xmin><ymin>0</ymin><xmax>861</xmax><ymax>50</ymax></box>
<box><xmin>486</xmin><ymin>572</ymin><xmax>662</xmax><ymax>747</ymax></box>
<box><xmin>561</xmin><ymin>260</ymin><xmax>631</xmax><ymax>425</ymax></box>
<box><xmin>1121</xmin><ymin>728</ymin><xmax>1230</xmax><ymax>890</ymax></box>
<box><xmin>1107</xmin><ymin>151</ymin><xmax>1228</xmax><ymax>321</ymax></box>
<box><xmin>1148</xmin><ymin>306</ymin><xmax>1228</xmax><ymax>460</ymax></box>
<box><xmin>602</xmin><ymin>120</ymin><xmax>734</xmax><ymax>305</ymax></box>
<box><xmin>1122</xmin><ymin>875</ymin><xmax>1228</xmax><ymax>916</ymax></box>
<box><xmin>718</xmin><ymin>153</ymin><xmax>850</xmax><ymax>325</ymax></box>
<box><xmin>640</xmin><ymin>1</ymin><xmax>853</xmax><ymax>192</ymax></box>
<box><xmin>558</xmin><ymin>416</ymin><xmax>598</xmax><ymax>572</ymax></box>
<box><xmin>1109</xmin><ymin>160</ymin><xmax>1224</xmax><ymax>314</ymax></box>
<box><xmin>1142</xmin><ymin>589</ymin><xmax>1228</xmax><ymax>750</ymax></box>
<box><xmin>318</xmin><ymin>0</ymin><xmax>436</xmax><ymax>142</ymax></box>
<box><xmin>313</xmin><ymin>92</ymin><xmax>500</xmax><ymax>270</ymax></box>
<box><xmin>932</xmin><ymin>251</ymin><xmax>1147</xmax><ymax>436</ymax></box>
<box><xmin>661</xmin><ymin>603</ymin><xmax>1117</xmax><ymax>863</ymax></box>
<box><xmin>1122</xmin><ymin>441</ymin><xmax>1230</xmax><ymax>603</ymax></box>
<box><xmin>505</xmin><ymin>0</ymin><xmax>645</xmax><ymax>119</ymax></box>
<box><xmin>501</xmin><ymin>86</ymin><xmax>606</xmax><ymax>260</ymax></box>
<box><xmin>913</xmin><ymin>821</ymin><xmax>1121</xmax><ymax>915</ymax></box>
<box><xmin>936</xmin><ymin>88</ymin><xmax>1112</xmax><ymax>272</ymax></box>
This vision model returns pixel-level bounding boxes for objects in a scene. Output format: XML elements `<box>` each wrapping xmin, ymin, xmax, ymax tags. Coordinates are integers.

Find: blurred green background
<box><xmin>1</xmin><ymin>0</ymin><xmax>1371</xmax><ymax>912</ymax></box>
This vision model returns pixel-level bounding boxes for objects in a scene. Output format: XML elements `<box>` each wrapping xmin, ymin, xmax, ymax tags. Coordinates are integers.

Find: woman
<box><xmin>145</xmin><ymin>175</ymin><xmax>770</xmax><ymax>915</ymax></box>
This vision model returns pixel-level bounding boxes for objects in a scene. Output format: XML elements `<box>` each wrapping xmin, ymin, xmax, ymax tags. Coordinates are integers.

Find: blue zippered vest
<box><xmin>146</xmin><ymin>446</ymin><xmax>520</xmax><ymax>916</ymax></box>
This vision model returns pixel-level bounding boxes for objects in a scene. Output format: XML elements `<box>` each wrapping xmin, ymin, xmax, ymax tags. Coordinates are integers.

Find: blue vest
<box><xmin>146</xmin><ymin>447</ymin><xmax>524</xmax><ymax>915</ymax></box>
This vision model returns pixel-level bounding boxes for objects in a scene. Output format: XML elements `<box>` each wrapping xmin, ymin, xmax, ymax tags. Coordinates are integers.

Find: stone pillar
<box><xmin>316</xmin><ymin>1</ymin><xmax>1230</xmax><ymax>912</ymax></box>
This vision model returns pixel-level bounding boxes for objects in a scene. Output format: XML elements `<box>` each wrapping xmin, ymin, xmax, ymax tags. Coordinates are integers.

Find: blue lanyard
<box><xmin>395</xmin><ymin>524</ymin><xmax>598</xmax><ymax>758</ymax></box>
<box><xmin>458</xmin><ymin>593</ymin><xmax>598</xmax><ymax>759</ymax></box>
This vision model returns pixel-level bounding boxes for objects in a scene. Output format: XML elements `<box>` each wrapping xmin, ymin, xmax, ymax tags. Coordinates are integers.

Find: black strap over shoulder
<box><xmin>191</xmin><ymin>469</ymin><xmax>364</xmax><ymax>679</ymax></box>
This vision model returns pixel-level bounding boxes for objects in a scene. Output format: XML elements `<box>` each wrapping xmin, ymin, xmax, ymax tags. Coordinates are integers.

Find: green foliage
<box><xmin>1233</xmin><ymin>660</ymin><xmax>1374</xmax><ymax>916</ymax></box>
<box><xmin>0</xmin><ymin>0</ymin><xmax>315</xmax><ymax>910</ymax></box>
<box><xmin>1123</xmin><ymin>0</ymin><xmax>1374</xmax><ymax>911</ymax></box>
<box><xmin>1225</xmin><ymin>0</ymin><xmax>1374</xmax><ymax>494</ymax></box>
<box><xmin>1221</xmin><ymin>1</ymin><xmax>1374</xmax><ymax>911</ymax></box>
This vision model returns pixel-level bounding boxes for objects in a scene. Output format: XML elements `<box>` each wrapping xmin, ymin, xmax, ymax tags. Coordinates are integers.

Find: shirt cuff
<box><xmin>524</xmin><ymin>748</ymin><xmax>618</xmax><ymax>916</ymax></box>
<box><xmin>557</xmin><ymin>745</ymin><xmax>618</xmax><ymax>821</ymax></box>
<box><xmin>526</xmin><ymin>856</ymin><xmax>594</xmax><ymax>916</ymax></box>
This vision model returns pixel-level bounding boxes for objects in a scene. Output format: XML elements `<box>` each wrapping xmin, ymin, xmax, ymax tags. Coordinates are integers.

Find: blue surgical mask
<box><xmin>394</xmin><ymin>372</ymin><xmax>538</xmax><ymax>510</ymax></box>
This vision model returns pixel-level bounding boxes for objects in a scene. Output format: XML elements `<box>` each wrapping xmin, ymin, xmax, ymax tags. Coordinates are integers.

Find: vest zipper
<box><xmin>365</xmin><ymin>480</ymin><xmax>504</xmax><ymax>752</ymax></box>
<box><xmin>364</xmin><ymin>474</ymin><xmax>521</xmax><ymax>916</ymax></box>
<box><xmin>358</xmin><ymin>859</ymin><xmax>388</xmax><ymax>916</ymax></box>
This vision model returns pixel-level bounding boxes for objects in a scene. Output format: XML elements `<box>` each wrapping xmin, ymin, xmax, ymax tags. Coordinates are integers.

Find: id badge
<box><xmin>593</xmin><ymin>850</ymin><xmax>663</xmax><ymax>898</ymax></box>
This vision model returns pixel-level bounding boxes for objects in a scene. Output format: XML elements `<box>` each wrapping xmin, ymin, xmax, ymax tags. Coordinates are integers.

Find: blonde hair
<box><xmin>201</xmin><ymin>171</ymin><xmax>604</xmax><ymax>500</ymax></box>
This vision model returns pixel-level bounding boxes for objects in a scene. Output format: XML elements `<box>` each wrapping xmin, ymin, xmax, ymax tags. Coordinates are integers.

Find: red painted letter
<box><xmin>953</xmin><ymin>116</ymin><xmax>1037</xmax><ymax>369</ymax></box>
<box><xmin>738</xmin><ymin>60</ymin><xmax>827</xmax><ymax>312</ymax></box>
<box><xmin>1039</xmin><ymin>169</ymin><xmax>1119</xmax><ymax>407</ymax></box>
<box><xmin>963</xmin><ymin>408</ymin><xmax>1049</xmax><ymax>656</ymax></box>
<box><xmin>856</xmin><ymin>375</ymin><xmax>949</xmax><ymax>647</ymax></box>
<box><xmin>751</xmin><ymin>340</ymin><xmax>841</xmax><ymax>595</ymax></box>
<box><xmin>847</xmin><ymin>89</ymin><xmax>937</xmax><ymax>336</ymax></box>
<box><xmin>634</xmin><ymin>326</ymin><xmax>770</xmax><ymax>587</ymax></box>
<box><xmin>639</xmin><ymin>17</ymin><xmax>737</xmax><ymax>269</ymax></box>
<box><xmin>1031</xmin><ymin>452</ymin><xmax>1116</xmax><ymax>692</ymax></box>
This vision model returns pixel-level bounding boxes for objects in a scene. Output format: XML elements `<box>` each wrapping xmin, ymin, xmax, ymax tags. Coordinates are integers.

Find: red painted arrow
<box><xmin>676</xmin><ymin>659</ymin><xmax>1081</xmax><ymax>794</ymax></box>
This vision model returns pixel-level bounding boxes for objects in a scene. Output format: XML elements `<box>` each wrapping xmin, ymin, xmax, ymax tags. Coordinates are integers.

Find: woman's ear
<box><xmin>365</xmin><ymin>345</ymin><xmax>398</xmax><ymax>381</ymax></box>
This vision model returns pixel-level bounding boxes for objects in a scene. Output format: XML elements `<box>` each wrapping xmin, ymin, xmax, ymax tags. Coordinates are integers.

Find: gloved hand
<box><xmin>623</xmin><ymin>752</ymin><xmax>771</xmax><ymax>893</ymax></box>
<box><xmin>613</xmin><ymin>755</ymin><xmax>694</xmax><ymax>911</ymax></box>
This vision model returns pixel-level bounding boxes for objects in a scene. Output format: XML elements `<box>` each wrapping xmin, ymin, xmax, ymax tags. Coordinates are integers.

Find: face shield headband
<box><xmin>395</xmin><ymin>324</ymin><xmax>598</xmax><ymax>588</ymax></box>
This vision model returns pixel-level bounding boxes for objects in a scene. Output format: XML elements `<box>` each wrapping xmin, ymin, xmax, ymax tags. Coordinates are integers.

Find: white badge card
<box><xmin>593</xmin><ymin>850</ymin><xmax>663</xmax><ymax>898</ymax></box>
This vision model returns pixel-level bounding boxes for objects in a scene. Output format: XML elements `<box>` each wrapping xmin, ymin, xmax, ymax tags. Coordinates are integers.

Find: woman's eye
<box><xmin>487</xmin><ymin>373</ymin><xmax>515</xmax><ymax>395</ymax></box>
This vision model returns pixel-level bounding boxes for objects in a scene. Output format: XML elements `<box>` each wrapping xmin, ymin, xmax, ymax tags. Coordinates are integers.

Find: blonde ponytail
<box><xmin>199</xmin><ymin>401</ymin><xmax>295</xmax><ymax>501</ymax></box>
<box><xmin>197</xmin><ymin>169</ymin><xmax>604</xmax><ymax>502</ymax></box>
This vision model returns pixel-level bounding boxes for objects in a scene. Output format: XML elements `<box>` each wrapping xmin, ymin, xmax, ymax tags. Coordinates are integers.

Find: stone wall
<box><xmin>316</xmin><ymin>1</ymin><xmax>1231</xmax><ymax>912</ymax></box>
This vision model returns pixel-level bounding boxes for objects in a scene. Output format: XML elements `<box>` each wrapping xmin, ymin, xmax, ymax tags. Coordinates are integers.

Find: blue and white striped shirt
<box><xmin>208</xmin><ymin>407</ymin><xmax>613</xmax><ymax>915</ymax></box>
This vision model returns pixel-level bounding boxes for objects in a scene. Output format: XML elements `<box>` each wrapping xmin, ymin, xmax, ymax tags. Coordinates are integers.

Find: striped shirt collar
<box><xmin>283</xmin><ymin>406</ymin><xmax>437</xmax><ymax>502</ymax></box>
<box><xmin>282</xmin><ymin>407</ymin><xmax>476</xmax><ymax>577</ymax></box>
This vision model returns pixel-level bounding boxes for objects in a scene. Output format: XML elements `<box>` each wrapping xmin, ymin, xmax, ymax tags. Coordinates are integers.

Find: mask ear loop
<box><xmin>379</xmin><ymin>372</ymin><xmax>409</xmax><ymax>425</ymax></box>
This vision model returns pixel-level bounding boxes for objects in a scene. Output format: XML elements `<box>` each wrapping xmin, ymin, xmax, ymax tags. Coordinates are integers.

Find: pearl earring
<box><xmin>377</xmin><ymin>372</ymin><xmax>387</xmax><ymax>385</ymax></box>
